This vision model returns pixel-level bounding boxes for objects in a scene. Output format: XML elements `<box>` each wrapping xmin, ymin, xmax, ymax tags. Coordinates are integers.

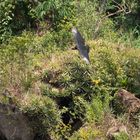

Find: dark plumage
<box><xmin>71</xmin><ymin>27</ymin><xmax>90</xmax><ymax>64</ymax></box>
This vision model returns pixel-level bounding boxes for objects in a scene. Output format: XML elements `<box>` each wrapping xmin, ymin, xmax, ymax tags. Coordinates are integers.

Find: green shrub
<box><xmin>114</xmin><ymin>132</ymin><xmax>129</xmax><ymax>140</ymax></box>
<box><xmin>0</xmin><ymin>32</ymin><xmax>42</xmax><ymax>94</ymax></box>
<box><xmin>69</xmin><ymin>123</ymin><xmax>104</xmax><ymax>140</ymax></box>
<box><xmin>74</xmin><ymin>0</ymin><xmax>117</xmax><ymax>41</ymax></box>
<box><xmin>41</xmin><ymin>39</ymin><xmax>140</xmax><ymax>128</ymax></box>
<box><xmin>33</xmin><ymin>0</ymin><xmax>76</xmax><ymax>29</ymax></box>
<box><xmin>0</xmin><ymin>30</ymin><xmax>140</xmax><ymax>139</ymax></box>
<box><xmin>42</xmin><ymin>28</ymin><xmax>72</xmax><ymax>50</ymax></box>
<box><xmin>0</xmin><ymin>0</ymin><xmax>35</xmax><ymax>43</ymax></box>
<box><xmin>20</xmin><ymin>94</ymin><xmax>61</xmax><ymax>136</ymax></box>
<box><xmin>0</xmin><ymin>1</ymin><xmax>14</xmax><ymax>43</ymax></box>
<box><xmin>86</xmin><ymin>97</ymin><xmax>105</xmax><ymax>123</ymax></box>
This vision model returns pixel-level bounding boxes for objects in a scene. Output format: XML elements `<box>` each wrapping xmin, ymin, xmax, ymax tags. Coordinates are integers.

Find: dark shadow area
<box><xmin>0</xmin><ymin>130</ymin><xmax>7</xmax><ymax>140</ymax></box>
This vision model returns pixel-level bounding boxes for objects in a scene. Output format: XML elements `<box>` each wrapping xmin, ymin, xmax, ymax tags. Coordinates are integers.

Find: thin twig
<box><xmin>93</xmin><ymin>0</ymin><xmax>131</xmax><ymax>39</ymax></box>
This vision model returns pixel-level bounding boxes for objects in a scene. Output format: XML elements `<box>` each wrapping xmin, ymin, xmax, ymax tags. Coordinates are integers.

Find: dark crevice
<box><xmin>70</xmin><ymin>119</ymin><xmax>83</xmax><ymax>134</ymax></box>
<box><xmin>54</xmin><ymin>96</ymin><xmax>83</xmax><ymax>134</ymax></box>
<box><xmin>0</xmin><ymin>130</ymin><xmax>7</xmax><ymax>140</ymax></box>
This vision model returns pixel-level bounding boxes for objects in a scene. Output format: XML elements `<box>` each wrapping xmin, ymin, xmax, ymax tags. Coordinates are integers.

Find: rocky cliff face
<box><xmin>0</xmin><ymin>103</ymin><xmax>34</xmax><ymax>140</ymax></box>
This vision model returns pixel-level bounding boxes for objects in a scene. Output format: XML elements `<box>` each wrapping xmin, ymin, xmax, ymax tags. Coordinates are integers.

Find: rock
<box><xmin>114</xmin><ymin>89</ymin><xmax>140</xmax><ymax>127</ymax></box>
<box><xmin>115</xmin><ymin>89</ymin><xmax>140</xmax><ymax>114</ymax></box>
<box><xmin>0</xmin><ymin>103</ymin><xmax>34</xmax><ymax>140</ymax></box>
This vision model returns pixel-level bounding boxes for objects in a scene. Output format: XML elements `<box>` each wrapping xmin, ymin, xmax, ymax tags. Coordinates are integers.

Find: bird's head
<box><xmin>71</xmin><ymin>27</ymin><xmax>78</xmax><ymax>34</ymax></box>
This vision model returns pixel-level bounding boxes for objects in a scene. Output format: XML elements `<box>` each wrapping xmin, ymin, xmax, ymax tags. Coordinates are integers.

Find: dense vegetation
<box><xmin>0</xmin><ymin>0</ymin><xmax>140</xmax><ymax>140</ymax></box>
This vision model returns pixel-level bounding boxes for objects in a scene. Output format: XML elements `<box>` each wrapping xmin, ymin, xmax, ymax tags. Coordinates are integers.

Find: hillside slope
<box><xmin>0</xmin><ymin>37</ymin><xmax>140</xmax><ymax>140</ymax></box>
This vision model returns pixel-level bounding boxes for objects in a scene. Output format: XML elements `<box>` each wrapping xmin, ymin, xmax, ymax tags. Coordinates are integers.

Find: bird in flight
<box><xmin>71</xmin><ymin>27</ymin><xmax>90</xmax><ymax>64</ymax></box>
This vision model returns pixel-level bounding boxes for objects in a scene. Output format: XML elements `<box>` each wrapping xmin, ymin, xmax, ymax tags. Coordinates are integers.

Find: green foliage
<box><xmin>1</xmin><ymin>33</ymin><xmax>140</xmax><ymax>138</ymax></box>
<box><xmin>72</xmin><ymin>0</ymin><xmax>120</xmax><ymax>42</ymax></box>
<box><xmin>0</xmin><ymin>0</ymin><xmax>35</xmax><ymax>43</ymax></box>
<box><xmin>0</xmin><ymin>32</ymin><xmax>42</xmax><ymax>94</ymax></box>
<box><xmin>38</xmin><ymin>40</ymin><xmax>139</xmax><ymax>138</ymax></box>
<box><xmin>33</xmin><ymin>0</ymin><xmax>76</xmax><ymax>29</ymax></box>
<box><xmin>1</xmin><ymin>0</ymin><xmax>140</xmax><ymax>48</ymax></box>
<box><xmin>69</xmin><ymin>123</ymin><xmax>103</xmax><ymax>140</ymax></box>
<box><xmin>9</xmin><ymin>0</ymin><xmax>33</xmax><ymax>34</ymax></box>
<box><xmin>69</xmin><ymin>96</ymin><xmax>87</xmax><ymax>120</ymax></box>
<box><xmin>0</xmin><ymin>0</ymin><xmax>14</xmax><ymax>43</ymax></box>
<box><xmin>42</xmin><ymin>28</ymin><xmax>72</xmax><ymax>49</ymax></box>
<box><xmin>20</xmin><ymin>94</ymin><xmax>61</xmax><ymax>135</ymax></box>
<box><xmin>0</xmin><ymin>0</ymin><xmax>140</xmax><ymax>139</ymax></box>
<box><xmin>114</xmin><ymin>132</ymin><xmax>129</xmax><ymax>140</ymax></box>
<box><xmin>86</xmin><ymin>97</ymin><xmax>105</xmax><ymax>123</ymax></box>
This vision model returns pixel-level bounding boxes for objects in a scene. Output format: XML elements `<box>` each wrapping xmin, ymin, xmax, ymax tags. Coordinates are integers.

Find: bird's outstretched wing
<box><xmin>72</xmin><ymin>27</ymin><xmax>90</xmax><ymax>64</ymax></box>
<box><xmin>72</xmin><ymin>27</ymin><xmax>85</xmax><ymax>47</ymax></box>
<box><xmin>76</xmin><ymin>30</ymin><xmax>85</xmax><ymax>46</ymax></box>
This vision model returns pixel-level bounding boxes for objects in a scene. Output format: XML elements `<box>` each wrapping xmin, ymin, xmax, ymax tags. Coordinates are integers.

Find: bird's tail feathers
<box><xmin>83</xmin><ymin>57</ymin><xmax>90</xmax><ymax>64</ymax></box>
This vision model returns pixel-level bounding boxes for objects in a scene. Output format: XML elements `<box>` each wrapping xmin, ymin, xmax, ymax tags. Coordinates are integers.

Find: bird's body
<box><xmin>72</xmin><ymin>27</ymin><xmax>90</xmax><ymax>64</ymax></box>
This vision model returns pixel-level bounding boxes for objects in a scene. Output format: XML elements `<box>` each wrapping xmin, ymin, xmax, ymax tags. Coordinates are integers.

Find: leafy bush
<box><xmin>1</xmin><ymin>0</ymin><xmax>140</xmax><ymax>47</ymax></box>
<box><xmin>0</xmin><ymin>32</ymin><xmax>41</xmax><ymax>95</ymax></box>
<box><xmin>20</xmin><ymin>94</ymin><xmax>62</xmax><ymax>137</ymax></box>
<box><xmin>33</xmin><ymin>0</ymin><xmax>76</xmax><ymax>29</ymax></box>
<box><xmin>0</xmin><ymin>1</ymin><xmax>14</xmax><ymax>43</ymax></box>
<box><xmin>0</xmin><ymin>1</ymin><xmax>140</xmax><ymax>139</ymax></box>
<box><xmin>0</xmin><ymin>0</ymin><xmax>35</xmax><ymax>43</ymax></box>
<box><xmin>86</xmin><ymin>97</ymin><xmax>105</xmax><ymax>123</ymax></box>
<box><xmin>35</xmin><ymin>40</ymin><xmax>139</xmax><ymax>139</ymax></box>
<box><xmin>114</xmin><ymin>132</ymin><xmax>129</xmax><ymax>140</ymax></box>
<box><xmin>69</xmin><ymin>123</ymin><xmax>104</xmax><ymax>140</ymax></box>
<box><xmin>74</xmin><ymin>0</ymin><xmax>117</xmax><ymax>41</ymax></box>
<box><xmin>0</xmin><ymin>34</ymin><xmax>140</xmax><ymax>139</ymax></box>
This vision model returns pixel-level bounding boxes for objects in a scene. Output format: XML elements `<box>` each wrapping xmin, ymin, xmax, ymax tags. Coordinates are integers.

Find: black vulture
<box><xmin>71</xmin><ymin>27</ymin><xmax>90</xmax><ymax>64</ymax></box>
